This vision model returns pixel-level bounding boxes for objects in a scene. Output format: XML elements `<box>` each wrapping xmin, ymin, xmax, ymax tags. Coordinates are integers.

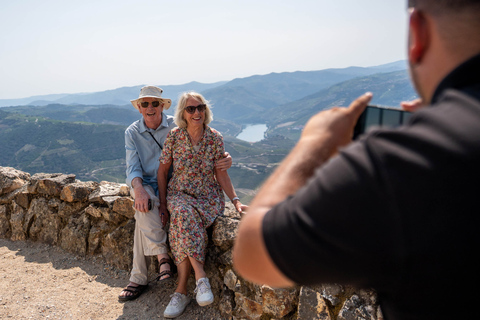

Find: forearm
<box><xmin>250</xmin><ymin>136</ymin><xmax>331</xmax><ymax>210</ymax></box>
<box><xmin>215</xmin><ymin>169</ymin><xmax>237</xmax><ymax>201</ymax></box>
<box><xmin>157</xmin><ymin>163</ymin><xmax>170</xmax><ymax>208</ymax></box>
<box><xmin>131</xmin><ymin>177</ymin><xmax>144</xmax><ymax>189</ymax></box>
<box><xmin>234</xmin><ymin>93</ymin><xmax>372</xmax><ymax>287</ymax></box>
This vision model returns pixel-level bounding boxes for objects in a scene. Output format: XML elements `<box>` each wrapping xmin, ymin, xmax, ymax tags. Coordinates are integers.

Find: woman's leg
<box><xmin>174</xmin><ymin>258</ymin><xmax>192</xmax><ymax>295</ymax></box>
<box><xmin>188</xmin><ymin>256</ymin><xmax>214</xmax><ymax>306</ymax></box>
<box><xmin>188</xmin><ymin>256</ymin><xmax>206</xmax><ymax>281</ymax></box>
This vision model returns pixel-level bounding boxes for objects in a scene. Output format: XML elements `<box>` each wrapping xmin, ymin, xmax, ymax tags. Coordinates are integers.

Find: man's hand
<box><xmin>132</xmin><ymin>178</ymin><xmax>150</xmax><ymax>213</ymax></box>
<box><xmin>216</xmin><ymin>152</ymin><xmax>233</xmax><ymax>171</ymax></box>
<box><xmin>233</xmin><ymin>93</ymin><xmax>372</xmax><ymax>288</ymax></box>
<box><xmin>401</xmin><ymin>98</ymin><xmax>424</xmax><ymax>112</ymax></box>
<box><xmin>301</xmin><ymin>92</ymin><xmax>372</xmax><ymax>159</ymax></box>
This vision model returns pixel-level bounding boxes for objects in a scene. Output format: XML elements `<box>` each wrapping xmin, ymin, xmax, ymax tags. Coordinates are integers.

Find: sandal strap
<box><xmin>123</xmin><ymin>284</ymin><xmax>146</xmax><ymax>293</ymax></box>
<box><xmin>155</xmin><ymin>269</ymin><xmax>174</xmax><ymax>281</ymax></box>
<box><xmin>159</xmin><ymin>257</ymin><xmax>177</xmax><ymax>273</ymax></box>
<box><xmin>159</xmin><ymin>257</ymin><xmax>173</xmax><ymax>268</ymax></box>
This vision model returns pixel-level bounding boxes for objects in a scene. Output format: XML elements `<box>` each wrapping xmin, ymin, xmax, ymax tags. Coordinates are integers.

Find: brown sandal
<box><xmin>156</xmin><ymin>257</ymin><xmax>176</xmax><ymax>282</ymax></box>
<box><xmin>118</xmin><ymin>284</ymin><xmax>147</xmax><ymax>302</ymax></box>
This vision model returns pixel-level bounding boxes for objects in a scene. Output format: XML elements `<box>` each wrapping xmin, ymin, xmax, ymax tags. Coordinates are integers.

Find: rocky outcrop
<box><xmin>0</xmin><ymin>166</ymin><xmax>382</xmax><ymax>320</ymax></box>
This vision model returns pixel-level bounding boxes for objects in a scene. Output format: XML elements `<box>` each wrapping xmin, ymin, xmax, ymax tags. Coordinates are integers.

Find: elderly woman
<box><xmin>157</xmin><ymin>92</ymin><xmax>247</xmax><ymax>318</ymax></box>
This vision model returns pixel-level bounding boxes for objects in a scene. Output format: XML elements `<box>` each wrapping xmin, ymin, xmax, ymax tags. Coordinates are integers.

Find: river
<box><xmin>236</xmin><ymin>124</ymin><xmax>267</xmax><ymax>142</ymax></box>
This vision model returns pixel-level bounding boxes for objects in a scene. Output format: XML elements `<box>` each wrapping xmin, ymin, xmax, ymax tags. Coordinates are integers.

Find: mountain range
<box><xmin>0</xmin><ymin>60</ymin><xmax>417</xmax><ymax>200</ymax></box>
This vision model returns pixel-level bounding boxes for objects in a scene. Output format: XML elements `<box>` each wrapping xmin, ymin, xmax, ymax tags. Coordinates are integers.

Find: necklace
<box><xmin>187</xmin><ymin>128</ymin><xmax>204</xmax><ymax>146</ymax></box>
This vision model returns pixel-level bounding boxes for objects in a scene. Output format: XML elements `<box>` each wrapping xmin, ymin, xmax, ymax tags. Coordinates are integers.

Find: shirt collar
<box><xmin>431</xmin><ymin>53</ymin><xmax>480</xmax><ymax>104</ymax></box>
<box><xmin>139</xmin><ymin>112</ymin><xmax>169</xmax><ymax>133</ymax></box>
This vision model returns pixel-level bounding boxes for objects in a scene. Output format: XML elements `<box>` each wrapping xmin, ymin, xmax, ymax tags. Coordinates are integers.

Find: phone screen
<box><xmin>353</xmin><ymin>105</ymin><xmax>412</xmax><ymax>140</ymax></box>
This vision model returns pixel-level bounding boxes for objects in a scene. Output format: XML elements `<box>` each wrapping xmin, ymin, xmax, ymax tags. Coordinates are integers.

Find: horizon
<box><xmin>0</xmin><ymin>0</ymin><xmax>409</xmax><ymax>100</ymax></box>
<box><xmin>0</xmin><ymin>59</ymin><xmax>407</xmax><ymax>101</ymax></box>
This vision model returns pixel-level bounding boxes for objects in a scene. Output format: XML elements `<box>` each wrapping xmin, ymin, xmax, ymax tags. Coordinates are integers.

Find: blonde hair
<box><xmin>174</xmin><ymin>92</ymin><xmax>213</xmax><ymax>128</ymax></box>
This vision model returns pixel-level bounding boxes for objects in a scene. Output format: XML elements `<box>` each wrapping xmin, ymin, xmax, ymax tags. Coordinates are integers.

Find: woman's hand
<box><xmin>216</xmin><ymin>152</ymin><xmax>232</xmax><ymax>171</ymax></box>
<box><xmin>159</xmin><ymin>203</ymin><xmax>170</xmax><ymax>227</ymax></box>
<box><xmin>233</xmin><ymin>199</ymin><xmax>248</xmax><ymax>215</ymax></box>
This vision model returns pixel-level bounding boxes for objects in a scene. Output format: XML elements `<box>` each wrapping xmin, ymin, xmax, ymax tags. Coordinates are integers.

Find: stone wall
<box><xmin>0</xmin><ymin>166</ymin><xmax>383</xmax><ymax>320</ymax></box>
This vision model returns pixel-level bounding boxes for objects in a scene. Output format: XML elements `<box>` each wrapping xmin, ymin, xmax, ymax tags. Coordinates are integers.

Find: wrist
<box><xmin>231</xmin><ymin>196</ymin><xmax>240</xmax><ymax>202</ymax></box>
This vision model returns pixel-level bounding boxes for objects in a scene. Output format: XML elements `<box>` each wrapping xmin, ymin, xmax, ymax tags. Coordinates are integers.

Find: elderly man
<box><xmin>233</xmin><ymin>1</ymin><xmax>480</xmax><ymax>319</ymax></box>
<box><xmin>119</xmin><ymin>86</ymin><xmax>232</xmax><ymax>301</ymax></box>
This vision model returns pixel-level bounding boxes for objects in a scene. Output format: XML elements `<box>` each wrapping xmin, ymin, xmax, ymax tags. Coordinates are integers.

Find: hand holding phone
<box><xmin>353</xmin><ymin>105</ymin><xmax>412</xmax><ymax>140</ymax></box>
<box><xmin>133</xmin><ymin>198</ymin><xmax>152</xmax><ymax>211</ymax></box>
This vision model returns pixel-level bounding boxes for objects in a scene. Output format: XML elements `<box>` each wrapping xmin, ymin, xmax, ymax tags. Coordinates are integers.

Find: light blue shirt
<box><xmin>125</xmin><ymin>113</ymin><xmax>176</xmax><ymax>194</ymax></box>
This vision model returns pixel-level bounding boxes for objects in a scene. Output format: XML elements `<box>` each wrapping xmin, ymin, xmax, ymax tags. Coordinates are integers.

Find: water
<box><xmin>236</xmin><ymin>124</ymin><xmax>267</xmax><ymax>142</ymax></box>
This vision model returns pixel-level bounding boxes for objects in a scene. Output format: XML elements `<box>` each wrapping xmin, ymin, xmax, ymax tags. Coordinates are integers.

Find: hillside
<box><xmin>0</xmin><ymin>62</ymin><xmax>416</xmax><ymax>200</ymax></box>
<box><xmin>0</xmin><ymin>61</ymin><xmax>407</xmax><ymax>115</ymax></box>
<box><xmin>0</xmin><ymin>110</ymin><xmax>279</xmax><ymax>199</ymax></box>
<box><xmin>0</xmin><ymin>110</ymin><xmax>126</xmax><ymax>182</ymax></box>
<box><xmin>0</xmin><ymin>82</ymin><xmax>227</xmax><ymax>108</ymax></box>
<box><xmin>267</xmin><ymin>70</ymin><xmax>417</xmax><ymax>140</ymax></box>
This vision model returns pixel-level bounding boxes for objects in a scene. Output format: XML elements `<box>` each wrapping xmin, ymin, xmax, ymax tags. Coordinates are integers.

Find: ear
<box><xmin>408</xmin><ymin>9</ymin><xmax>429</xmax><ymax>65</ymax></box>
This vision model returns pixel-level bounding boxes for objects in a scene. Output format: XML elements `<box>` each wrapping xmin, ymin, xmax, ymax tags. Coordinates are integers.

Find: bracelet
<box><xmin>231</xmin><ymin>197</ymin><xmax>240</xmax><ymax>202</ymax></box>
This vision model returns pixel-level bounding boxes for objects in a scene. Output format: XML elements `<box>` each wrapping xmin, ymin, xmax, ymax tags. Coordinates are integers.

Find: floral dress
<box><xmin>159</xmin><ymin>126</ymin><xmax>225</xmax><ymax>264</ymax></box>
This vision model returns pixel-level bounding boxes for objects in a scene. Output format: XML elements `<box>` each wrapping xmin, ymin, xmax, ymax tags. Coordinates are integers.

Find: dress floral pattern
<box><xmin>159</xmin><ymin>126</ymin><xmax>225</xmax><ymax>264</ymax></box>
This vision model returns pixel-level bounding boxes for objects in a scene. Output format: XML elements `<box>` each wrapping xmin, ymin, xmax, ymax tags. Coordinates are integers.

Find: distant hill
<box><xmin>0</xmin><ymin>82</ymin><xmax>227</xmax><ymax>108</ymax></box>
<box><xmin>0</xmin><ymin>61</ymin><xmax>406</xmax><ymax>110</ymax></box>
<box><xmin>201</xmin><ymin>61</ymin><xmax>408</xmax><ymax>122</ymax></box>
<box><xmin>267</xmin><ymin>69</ymin><xmax>417</xmax><ymax>140</ymax></box>
<box><xmin>0</xmin><ymin>109</ymin><xmax>126</xmax><ymax>182</ymax></box>
<box><xmin>0</xmin><ymin>61</ymin><xmax>417</xmax><ymax>196</ymax></box>
<box><xmin>0</xmin><ymin>109</ymin><xmax>280</xmax><ymax>193</ymax></box>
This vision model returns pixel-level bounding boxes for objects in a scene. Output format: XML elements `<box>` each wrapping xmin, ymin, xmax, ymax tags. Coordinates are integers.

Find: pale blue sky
<box><xmin>0</xmin><ymin>0</ymin><xmax>409</xmax><ymax>99</ymax></box>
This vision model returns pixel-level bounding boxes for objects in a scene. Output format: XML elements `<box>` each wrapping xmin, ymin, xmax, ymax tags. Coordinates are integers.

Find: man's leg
<box><xmin>120</xmin><ymin>185</ymin><xmax>169</xmax><ymax>298</ymax></box>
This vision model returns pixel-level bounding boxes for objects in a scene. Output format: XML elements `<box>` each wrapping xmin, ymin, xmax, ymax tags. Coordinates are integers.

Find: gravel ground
<box><xmin>0</xmin><ymin>238</ymin><xmax>223</xmax><ymax>320</ymax></box>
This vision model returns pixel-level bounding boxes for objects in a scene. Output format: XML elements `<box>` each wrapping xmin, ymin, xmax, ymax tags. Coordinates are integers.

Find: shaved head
<box><xmin>408</xmin><ymin>0</ymin><xmax>480</xmax><ymax>50</ymax></box>
<box><xmin>406</xmin><ymin>0</ymin><xmax>480</xmax><ymax>103</ymax></box>
<box><xmin>408</xmin><ymin>0</ymin><xmax>480</xmax><ymax>11</ymax></box>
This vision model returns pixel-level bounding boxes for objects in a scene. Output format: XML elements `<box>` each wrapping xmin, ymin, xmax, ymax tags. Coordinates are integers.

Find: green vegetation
<box><xmin>0</xmin><ymin>110</ymin><xmax>125</xmax><ymax>181</ymax></box>
<box><xmin>0</xmin><ymin>65</ymin><xmax>417</xmax><ymax>204</ymax></box>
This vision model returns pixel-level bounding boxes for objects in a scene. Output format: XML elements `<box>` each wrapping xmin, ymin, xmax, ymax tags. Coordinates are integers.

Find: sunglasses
<box><xmin>140</xmin><ymin>101</ymin><xmax>162</xmax><ymax>108</ymax></box>
<box><xmin>185</xmin><ymin>104</ymin><xmax>206</xmax><ymax>114</ymax></box>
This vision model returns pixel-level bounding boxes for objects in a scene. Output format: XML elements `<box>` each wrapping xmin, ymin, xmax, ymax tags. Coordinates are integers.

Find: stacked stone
<box><xmin>0</xmin><ymin>166</ymin><xmax>382</xmax><ymax>320</ymax></box>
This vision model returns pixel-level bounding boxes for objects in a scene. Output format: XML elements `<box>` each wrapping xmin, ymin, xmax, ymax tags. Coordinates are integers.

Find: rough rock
<box><xmin>0</xmin><ymin>166</ymin><xmax>383</xmax><ymax>320</ymax></box>
<box><xmin>262</xmin><ymin>285</ymin><xmax>298</xmax><ymax>318</ymax></box>
<box><xmin>212</xmin><ymin>215</ymin><xmax>239</xmax><ymax>251</ymax></box>
<box><xmin>298</xmin><ymin>286</ymin><xmax>333</xmax><ymax>320</ymax></box>
<box><xmin>0</xmin><ymin>166</ymin><xmax>30</xmax><ymax>195</ymax></box>
<box><xmin>60</xmin><ymin>181</ymin><xmax>98</xmax><ymax>202</ymax></box>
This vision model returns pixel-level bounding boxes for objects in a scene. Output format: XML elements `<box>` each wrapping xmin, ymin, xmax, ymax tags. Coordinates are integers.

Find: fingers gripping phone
<box><xmin>353</xmin><ymin>105</ymin><xmax>412</xmax><ymax>140</ymax></box>
<box><xmin>133</xmin><ymin>199</ymin><xmax>152</xmax><ymax>210</ymax></box>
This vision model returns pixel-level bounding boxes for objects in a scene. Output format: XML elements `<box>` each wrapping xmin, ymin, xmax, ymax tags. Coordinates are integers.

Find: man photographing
<box><xmin>233</xmin><ymin>1</ymin><xmax>480</xmax><ymax>319</ymax></box>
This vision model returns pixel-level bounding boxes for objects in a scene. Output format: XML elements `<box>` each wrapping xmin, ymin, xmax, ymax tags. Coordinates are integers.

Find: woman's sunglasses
<box><xmin>185</xmin><ymin>104</ymin><xmax>206</xmax><ymax>114</ymax></box>
<box><xmin>140</xmin><ymin>101</ymin><xmax>162</xmax><ymax>108</ymax></box>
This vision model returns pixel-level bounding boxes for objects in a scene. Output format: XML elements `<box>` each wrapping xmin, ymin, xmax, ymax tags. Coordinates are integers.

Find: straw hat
<box><xmin>130</xmin><ymin>86</ymin><xmax>172</xmax><ymax>110</ymax></box>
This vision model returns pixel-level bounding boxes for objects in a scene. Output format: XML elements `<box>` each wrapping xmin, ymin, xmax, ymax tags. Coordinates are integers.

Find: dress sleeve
<box><xmin>159</xmin><ymin>129</ymin><xmax>174</xmax><ymax>164</ymax></box>
<box><xmin>213</xmin><ymin>129</ymin><xmax>225</xmax><ymax>161</ymax></box>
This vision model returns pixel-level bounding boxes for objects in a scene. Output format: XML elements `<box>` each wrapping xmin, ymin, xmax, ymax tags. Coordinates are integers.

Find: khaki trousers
<box><xmin>129</xmin><ymin>185</ymin><xmax>168</xmax><ymax>285</ymax></box>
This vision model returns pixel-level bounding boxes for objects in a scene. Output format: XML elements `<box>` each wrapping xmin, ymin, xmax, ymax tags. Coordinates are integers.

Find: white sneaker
<box><xmin>164</xmin><ymin>292</ymin><xmax>191</xmax><ymax>318</ymax></box>
<box><xmin>195</xmin><ymin>277</ymin><xmax>214</xmax><ymax>306</ymax></box>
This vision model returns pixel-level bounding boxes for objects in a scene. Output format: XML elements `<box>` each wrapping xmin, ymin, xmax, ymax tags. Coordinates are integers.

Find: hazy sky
<box><xmin>0</xmin><ymin>0</ymin><xmax>409</xmax><ymax>99</ymax></box>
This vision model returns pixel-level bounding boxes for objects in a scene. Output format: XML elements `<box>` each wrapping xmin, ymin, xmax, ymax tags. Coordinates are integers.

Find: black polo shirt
<box><xmin>263</xmin><ymin>54</ymin><xmax>480</xmax><ymax>320</ymax></box>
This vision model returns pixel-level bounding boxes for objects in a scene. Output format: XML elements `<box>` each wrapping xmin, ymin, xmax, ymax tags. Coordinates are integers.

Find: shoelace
<box><xmin>194</xmin><ymin>279</ymin><xmax>209</xmax><ymax>294</ymax></box>
<box><xmin>169</xmin><ymin>293</ymin><xmax>183</xmax><ymax>306</ymax></box>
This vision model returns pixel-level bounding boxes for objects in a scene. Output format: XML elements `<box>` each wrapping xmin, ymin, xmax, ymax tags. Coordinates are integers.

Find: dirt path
<box><xmin>0</xmin><ymin>239</ymin><xmax>223</xmax><ymax>320</ymax></box>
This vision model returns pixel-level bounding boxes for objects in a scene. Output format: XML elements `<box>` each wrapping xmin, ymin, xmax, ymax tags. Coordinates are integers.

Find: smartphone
<box><xmin>133</xmin><ymin>199</ymin><xmax>152</xmax><ymax>210</ymax></box>
<box><xmin>353</xmin><ymin>105</ymin><xmax>412</xmax><ymax>140</ymax></box>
